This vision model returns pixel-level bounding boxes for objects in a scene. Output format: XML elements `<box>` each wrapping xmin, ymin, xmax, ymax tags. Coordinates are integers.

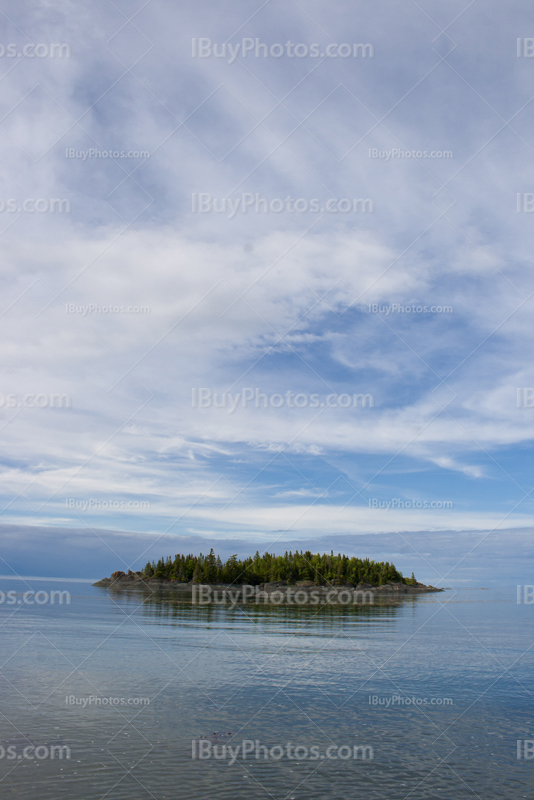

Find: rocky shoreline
<box><xmin>93</xmin><ymin>570</ymin><xmax>443</xmax><ymax>604</ymax></box>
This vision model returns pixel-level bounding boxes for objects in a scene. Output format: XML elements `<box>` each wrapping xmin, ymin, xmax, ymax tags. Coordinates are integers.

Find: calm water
<box><xmin>0</xmin><ymin>580</ymin><xmax>532</xmax><ymax>799</ymax></box>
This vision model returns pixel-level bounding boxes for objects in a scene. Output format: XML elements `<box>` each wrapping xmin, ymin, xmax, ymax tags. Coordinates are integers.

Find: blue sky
<box><xmin>0</xmin><ymin>0</ymin><xmax>533</xmax><ymax>579</ymax></box>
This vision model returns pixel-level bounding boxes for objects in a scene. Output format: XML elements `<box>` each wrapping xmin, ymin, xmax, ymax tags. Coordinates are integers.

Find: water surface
<box><xmin>0</xmin><ymin>580</ymin><xmax>531</xmax><ymax>799</ymax></box>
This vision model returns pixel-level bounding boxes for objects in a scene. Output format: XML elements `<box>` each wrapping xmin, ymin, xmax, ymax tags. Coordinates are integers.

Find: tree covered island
<box><xmin>141</xmin><ymin>549</ymin><xmax>418</xmax><ymax>587</ymax></box>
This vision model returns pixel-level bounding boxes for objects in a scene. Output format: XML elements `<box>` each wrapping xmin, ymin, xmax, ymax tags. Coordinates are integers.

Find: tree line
<box><xmin>144</xmin><ymin>549</ymin><xmax>416</xmax><ymax>586</ymax></box>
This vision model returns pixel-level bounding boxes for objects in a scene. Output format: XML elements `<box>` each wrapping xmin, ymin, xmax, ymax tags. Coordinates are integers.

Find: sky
<box><xmin>0</xmin><ymin>0</ymin><xmax>533</xmax><ymax>582</ymax></box>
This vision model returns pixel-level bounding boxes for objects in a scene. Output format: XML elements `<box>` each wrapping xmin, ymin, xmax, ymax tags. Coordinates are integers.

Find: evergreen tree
<box><xmin>141</xmin><ymin>548</ymin><xmax>414</xmax><ymax>586</ymax></box>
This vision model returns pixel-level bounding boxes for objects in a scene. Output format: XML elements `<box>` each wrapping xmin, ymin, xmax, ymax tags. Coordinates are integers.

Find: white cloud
<box><xmin>0</xmin><ymin>0</ymin><xmax>533</xmax><ymax>540</ymax></box>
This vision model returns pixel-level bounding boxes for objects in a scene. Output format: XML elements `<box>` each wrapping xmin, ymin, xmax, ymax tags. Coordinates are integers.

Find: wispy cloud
<box><xmin>0</xmin><ymin>0</ymin><xmax>532</xmax><ymax>558</ymax></box>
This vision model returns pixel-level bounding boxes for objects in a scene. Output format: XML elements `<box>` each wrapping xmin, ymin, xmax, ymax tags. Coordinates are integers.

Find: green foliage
<box><xmin>143</xmin><ymin>550</ymin><xmax>413</xmax><ymax>586</ymax></box>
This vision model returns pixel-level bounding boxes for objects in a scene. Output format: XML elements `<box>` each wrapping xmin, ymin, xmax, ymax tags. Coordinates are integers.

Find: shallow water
<box><xmin>0</xmin><ymin>580</ymin><xmax>532</xmax><ymax>799</ymax></box>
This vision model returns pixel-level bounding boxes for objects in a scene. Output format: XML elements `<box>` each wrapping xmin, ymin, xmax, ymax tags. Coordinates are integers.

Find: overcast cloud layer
<box><xmin>0</xmin><ymin>0</ymin><xmax>533</xmax><ymax>577</ymax></box>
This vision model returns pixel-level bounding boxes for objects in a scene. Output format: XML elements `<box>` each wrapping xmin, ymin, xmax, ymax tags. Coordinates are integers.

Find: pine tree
<box><xmin>141</xmin><ymin>549</ymin><xmax>415</xmax><ymax>586</ymax></box>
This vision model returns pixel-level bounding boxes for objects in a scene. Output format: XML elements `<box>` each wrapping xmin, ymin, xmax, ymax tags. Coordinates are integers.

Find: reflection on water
<box><xmin>117</xmin><ymin>588</ymin><xmax>408</xmax><ymax>623</ymax></box>
<box><xmin>0</xmin><ymin>581</ymin><xmax>532</xmax><ymax>800</ymax></box>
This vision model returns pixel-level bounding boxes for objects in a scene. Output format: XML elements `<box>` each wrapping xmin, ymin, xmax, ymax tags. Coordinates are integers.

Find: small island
<box><xmin>94</xmin><ymin>549</ymin><xmax>442</xmax><ymax>603</ymax></box>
